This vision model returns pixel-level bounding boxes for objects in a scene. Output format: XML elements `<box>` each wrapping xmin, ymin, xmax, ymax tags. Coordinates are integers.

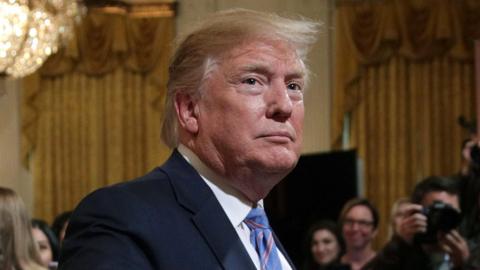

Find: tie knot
<box><xmin>245</xmin><ymin>207</ymin><xmax>270</xmax><ymax>230</ymax></box>
<box><xmin>244</xmin><ymin>207</ymin><xmax>282</xmax><ymax>269</ymax></box>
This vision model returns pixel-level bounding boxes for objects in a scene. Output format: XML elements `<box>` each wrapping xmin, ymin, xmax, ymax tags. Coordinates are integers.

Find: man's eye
<box><xmin>242</xmin><ymin>78</ymin><xmax>258</xmax><ymax>85</ymax></box>
<box><xmin>287</xmin><ymin>83</ymin><xmax>302</xmax><ymax>91</ymax></box>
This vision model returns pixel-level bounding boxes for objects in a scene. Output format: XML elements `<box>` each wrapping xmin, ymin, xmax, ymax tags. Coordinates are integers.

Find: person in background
<box><xmin>339</xmin><ymin>198</ymin><xmax>378</xmax><ymax>270</ymax></box>
<box><xmin>32</xmin><ymin>219</ymin><xmax>60</xmax><ymax>269</ymax></box>
<box><xmin>59</xmin><ymin>8</ymin><xmax>320</xmax><ymax>270</ymax></box>
<box><xmin>458</xmin><ymin>137</ymin><xmax>480</xmax><ymax>269</ymax></box>
<box><xmin>303</xmin><ymin>219</ymin><xmax>350</xmax><ymax>270</ymax></box>
<box><xmin>51</xmin><ymin>211</ymin><xmax>71</xmax><ymax>246</ymax></box>
<box><xmin>364</xmin><ymin>176</ymin><xmax>470</xmax><ymax>270</ymax></box>
<box><xmin>388</xmin><ymin>197</ymin><xmax>410</xmax><ymax>239</ymax></box>
<box><xmin>0</xmin><ymin>187</ymin><xmax>46</xmax><ymax>270</ymax></box>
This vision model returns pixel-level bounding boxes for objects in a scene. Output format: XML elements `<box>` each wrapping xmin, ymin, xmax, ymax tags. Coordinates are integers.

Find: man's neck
<box><xmin>342</xmin><ymin>246</ymin><xmax>376</xmax><ymax>266</ymax></box>
<box><xmin>179</xmin><ymin>143</ymin><xmax>281</xmax><ymax>202</ymax></box>
<box><xmin>177</xmin><ymin>144</ymin><xmax>255</xmax><ymax>204</ymax></box>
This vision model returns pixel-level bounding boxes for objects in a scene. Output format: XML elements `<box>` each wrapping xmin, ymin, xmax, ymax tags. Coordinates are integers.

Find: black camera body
<box><xmin>415</xmin><ymin>201</ymin><xmax>461</xmax><ymax>244</ymax></box>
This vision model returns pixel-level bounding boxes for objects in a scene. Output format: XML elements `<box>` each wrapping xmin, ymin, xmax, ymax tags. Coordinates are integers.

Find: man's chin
<box><xmin>256</xmin><ymin>154</ymin><xmax>299</xmax><ymax>175</ymax></box>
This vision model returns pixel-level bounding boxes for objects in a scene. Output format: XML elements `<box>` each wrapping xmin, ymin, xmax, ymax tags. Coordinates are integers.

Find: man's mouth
<box><xmin>258</xmin><ymin>130</ymin><xmax>294</xmax><ymax>142</ymax></box>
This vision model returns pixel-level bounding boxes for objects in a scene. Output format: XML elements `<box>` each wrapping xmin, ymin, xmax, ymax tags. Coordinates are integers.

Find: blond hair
<box><xmin>0</xmin><ymin>187</ymin><xmax>45</xmax><ymax>270</ymax></box>
<box><xmin>388</xmin><ymin>197</ymin><xmax>410</xmax><ymax>239</ymax></box>
<box><xmin>161</xmin><ymin>8</ymin><xmax>321</xmax><ymax>148</ymax></box>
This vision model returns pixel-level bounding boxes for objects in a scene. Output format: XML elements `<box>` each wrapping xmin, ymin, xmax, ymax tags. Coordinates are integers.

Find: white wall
<box><xmin>0</xmin><ymin>80</ymin><xmax>33</xmax><ymax>213</ymax></box>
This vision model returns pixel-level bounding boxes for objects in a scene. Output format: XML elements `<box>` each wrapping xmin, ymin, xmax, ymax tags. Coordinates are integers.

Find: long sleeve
<box><xmin>362</xmin><ymin>235</ymin><xmax>428</xmax><ymax>270</ymax></box>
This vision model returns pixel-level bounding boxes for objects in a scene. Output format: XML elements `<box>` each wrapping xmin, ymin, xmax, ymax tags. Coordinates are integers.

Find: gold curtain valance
<box><xmin>336</xmin><ymin>0</ymin><xmax>480</xmax><ymax>58</ymax></box>
<box><xmin>333</xmin><ymin>0</ymin><xmax>480</xmax><ymax>146</ymax></box>
<box><xmin>39</xmin><ymin>7</ymin><xmax>175</xmax><ymax>77</ymax></box>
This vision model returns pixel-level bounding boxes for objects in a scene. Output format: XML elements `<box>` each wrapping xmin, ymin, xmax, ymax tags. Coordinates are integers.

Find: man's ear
<box><xmin>174</xmin><ymin>92</ymin><xmax>199</xmax><ymax>134</ymax></box>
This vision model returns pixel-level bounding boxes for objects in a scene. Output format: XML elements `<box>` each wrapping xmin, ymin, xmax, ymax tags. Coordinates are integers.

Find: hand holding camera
<box><xmin>415</xmin><ymin>201</ymin><xmax>461</xmax><ymax>244</ymax></box>
<box><xmin>396</xmin><ymin>203</ymin><xmax>427</xmax><ymax>244</ymax></box>
<box><xmin>397</xmin><ymin>200</ymin><xmax>469</xmax><ymax>268</ymax></box>
<box><xmin>438</xmin><ymin>230</ymin><xmax>470</xmax><ymax>267</ymax></box>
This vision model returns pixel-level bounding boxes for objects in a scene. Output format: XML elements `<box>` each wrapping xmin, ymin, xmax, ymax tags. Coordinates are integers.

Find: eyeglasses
<box><xmin>343</xmin><ymin>218</ymin><xmax>374</xmax><ymax>229</ymax></box>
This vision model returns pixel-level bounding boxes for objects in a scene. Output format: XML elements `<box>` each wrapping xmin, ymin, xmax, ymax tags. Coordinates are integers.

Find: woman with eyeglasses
<box><xmin>338</xmin><ymin>198</ymin><xmax>379</xmax><ymax>270</ymax></box>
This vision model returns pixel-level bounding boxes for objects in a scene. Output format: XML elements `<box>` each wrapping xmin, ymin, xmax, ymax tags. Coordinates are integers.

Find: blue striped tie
<box><xmin>244</xmin><ymin>207</ymin><xmax>282</xmax><ymax>270</ymax></box>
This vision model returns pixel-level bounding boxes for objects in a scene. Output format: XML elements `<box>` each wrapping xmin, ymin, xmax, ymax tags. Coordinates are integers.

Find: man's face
<box><xmin>342</xmin><ymin>205</ymin><xmax>377</xmax><ymax>250</ymax></box>
<box><xmin>421</xmin><ymin>191</ymin><xmax>460</xmax><ymax>211</ymax></box>
<box><xmin>194</xmin><ymin>40</ymin><xmax>305</xmax><ymax>200</ymax></box>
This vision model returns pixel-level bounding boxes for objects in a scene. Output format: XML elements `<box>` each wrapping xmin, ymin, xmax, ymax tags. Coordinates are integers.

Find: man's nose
<box><xmin>265</xmin><ymin>81</ymin><xmax>293</xmax><ymax>121</ymax></box>
<box><xmin>351</xmin><ymin>222</ymin><xmax>361</xmax><ymax>230</ymax></box>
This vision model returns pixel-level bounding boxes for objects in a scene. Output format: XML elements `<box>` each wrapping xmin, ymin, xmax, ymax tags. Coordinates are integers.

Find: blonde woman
<box><xmin>388</xmin><ymin>197</ymin><xmax>410</xmax><ymax>239</ymax></box>
<box><xmin>0</xmin><ymin>187</ymin><xmax>46</xmax><ymax>270</ymax></box>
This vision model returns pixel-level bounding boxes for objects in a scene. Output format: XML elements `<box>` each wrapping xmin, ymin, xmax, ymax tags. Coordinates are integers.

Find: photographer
<box><xmin>363</xmin><ymin>176</ymin><xmax>470</xmax><ymax>270</ymax></box>
<box><xmin>459</xmin><ymin>137</ymin><xmax>480</xmax><ymax>269</ymax></box>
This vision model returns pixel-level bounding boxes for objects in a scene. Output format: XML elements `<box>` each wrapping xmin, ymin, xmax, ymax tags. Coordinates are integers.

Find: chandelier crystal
<box><xmin>0</xmin><ymin>0</ymin><xmax>80</xmax><ymax>78</ymax></box>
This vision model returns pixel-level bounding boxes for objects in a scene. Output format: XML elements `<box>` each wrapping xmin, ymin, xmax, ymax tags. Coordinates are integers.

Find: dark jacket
<box><xmin>59</xmin><ymin>150</ymin><xmax>294</xmax><ymax>270</ymax></box>
<box><xmin>362</xmin><ymin>235</ymin><xmax>469</xmax><ymax>270</ymax></box>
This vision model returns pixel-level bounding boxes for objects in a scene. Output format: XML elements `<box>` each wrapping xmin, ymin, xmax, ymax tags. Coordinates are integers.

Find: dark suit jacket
<box><xmin>362</xmin><ymin>236</ymin><xmax>430</xmax><ymax>270</ymax></box>
<box><xmin>59</xmin><ymin>150</ymin><xmax>294</xmax><ymax>270</ymax></box>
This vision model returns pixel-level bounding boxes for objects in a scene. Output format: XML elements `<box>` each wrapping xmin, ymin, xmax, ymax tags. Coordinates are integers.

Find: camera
<box><xmin>470</xmin><ymin>144</ymin><xmax>480</xmax><ymax>166</ymax></box>
<box><xmin>415</xmin><ymin>201</ymin><xmax>461</xmax><ymax>244</ymax></box>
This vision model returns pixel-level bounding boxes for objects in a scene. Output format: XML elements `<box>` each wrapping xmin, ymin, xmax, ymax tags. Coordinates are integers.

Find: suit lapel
<box><xmin>273</xmin><ymin>232</ymin><xmax>296</xmax><ymax>270</ymax></box>
<box><xmin>163</xmin><ymin>150</ymin><xmax>256</xmax><ymax>270</ymax></box>
<box><xmin>193</xmin><ymin>196</ymin><xmax>257</xmax><ymax>270</ymax></box>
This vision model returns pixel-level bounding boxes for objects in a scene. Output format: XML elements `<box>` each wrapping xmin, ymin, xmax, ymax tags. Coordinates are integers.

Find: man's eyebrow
<box><xmin>239</xmin><ymin>63</ymin><xmax>274</xmax><ymax>76</ymax></box>
<box><xmin>239</xmin><ymin>63</ymin><xmax>306</xmax><ymax>79</ymax></box>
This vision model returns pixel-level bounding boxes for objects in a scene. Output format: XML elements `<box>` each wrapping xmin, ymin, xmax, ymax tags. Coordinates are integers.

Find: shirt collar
<box><xmin>177</xmin><ymin>144</ymin><xmax>263</xmax><ymax>227</ymax></box>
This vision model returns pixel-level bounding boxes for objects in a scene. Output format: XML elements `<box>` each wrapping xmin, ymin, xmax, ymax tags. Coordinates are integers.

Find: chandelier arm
<box><xmin>1</xmin><ymin>0</ymin><xmax>81</xmax><ymax>78</ymax></box>
<box><xmin>6</xmin><ymin>11</ymin><xmax>33</xmax><ymax>73</ymax></box>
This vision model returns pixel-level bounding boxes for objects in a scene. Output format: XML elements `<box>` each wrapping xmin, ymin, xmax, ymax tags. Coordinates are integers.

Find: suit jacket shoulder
<box><xmin>59</xmin><ymin>150</ymin><xmax>256</xmax><ymax>270</ymax></box>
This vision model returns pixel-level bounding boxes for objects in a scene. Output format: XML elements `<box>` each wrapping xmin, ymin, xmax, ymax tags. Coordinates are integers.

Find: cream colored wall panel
<box><xmin>176</xmin><ymin>0</ymin><xmax>217</xmax><ymax>36</ymax></box>
<box><xmin>216</xmin><ymin>0</ymin><xmax>280</xmax><ymax>11</ymax></box>
<box><xmin>0</xmin><ymin>81</ymin><xmax>33</xmax><ymax>213</ymax></box>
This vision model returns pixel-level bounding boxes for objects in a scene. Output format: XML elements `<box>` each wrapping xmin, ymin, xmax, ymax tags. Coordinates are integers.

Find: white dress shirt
<box><xmin>178</xmin><ymin>145</ymin><xmax>292</xmax><ymax>270</ymax></box>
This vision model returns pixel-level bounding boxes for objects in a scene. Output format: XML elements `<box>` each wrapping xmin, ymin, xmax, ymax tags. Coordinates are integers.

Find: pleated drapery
<box><xmin>21</xmin><ymin>7</ymin><xmax>175</xmax><ymax>222</ymax></box>
<box><xmin>334</xmin><ymin>0</ymin><xmax>479</xmax><ymax>247</ymax></box>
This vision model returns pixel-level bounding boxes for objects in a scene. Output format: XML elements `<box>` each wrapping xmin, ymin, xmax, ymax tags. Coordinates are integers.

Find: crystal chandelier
<box><xmin>0</xmin><ymin>0</ymin><xmax>80</xmax><ymax>78</ymax></box>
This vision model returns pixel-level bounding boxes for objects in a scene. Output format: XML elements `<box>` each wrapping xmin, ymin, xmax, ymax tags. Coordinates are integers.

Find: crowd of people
<box><xmin>302</xmin><ymin>137</ymin><xmax>480</xmax><ymax>270</ymax></box>
<box><xmin>302</xmin><ymin>175</ymin><xmax>477</xmax><ymax>270</ymax></box>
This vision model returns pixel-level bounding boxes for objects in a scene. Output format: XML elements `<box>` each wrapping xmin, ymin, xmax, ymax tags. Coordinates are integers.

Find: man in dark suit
<box><xmin>59</xmin><ymin>8</ymin><xmax>320</xmax><ymax>270</ymax></box>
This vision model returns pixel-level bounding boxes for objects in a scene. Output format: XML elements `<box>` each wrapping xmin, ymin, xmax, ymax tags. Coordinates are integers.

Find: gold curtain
<box><xmin>334</xmin><ymin>0</ymin><xmax>480</xmax><ymax>248</ymax></box>
<box><xmin>21</xmin><ymin>8</ymin><xmax>175</xmax><ymax>222</ymax></box>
